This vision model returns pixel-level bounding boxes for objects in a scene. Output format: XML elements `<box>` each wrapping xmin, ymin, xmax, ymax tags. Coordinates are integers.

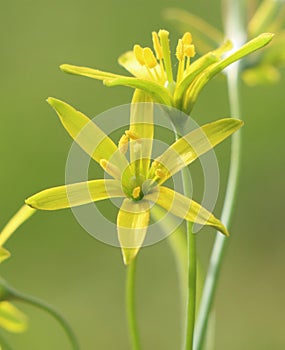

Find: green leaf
<box><xmin>152</xmin><ymin>118</ymin><xmax>243</xmax><ymax>183</ymax></box>
<box><xmin>185</xmin><ymin>33</ymin><xmax>274</xmax><ymax>112</ymax></box>
<box><xmin>163</xmin><ymin>8</ymin><xmax>223</xmax><ymax>54</ymax></box>
<box><xmin>0</xmin><ymin>302</ymin><xmax>28</xmax><ymax>333</ymax></box>
<box><xmin>146</xmin><ymin>186</ymin><xmax>229</xmax><ymax>236</ymax></box>
<box><xmin>47</xmin><ymin>98</ymin><xmax>128</xmax><ymax>176</ymax></box>
<box><xmin>104</xmin><ymin>77</ymin><xmax>173</xmax><ymax>106</ymax></box>
<box><xmin>117</xmin><ymin>199</ymin><xmax>150</xmax><ymax>265</ymax></box>
<box><xmin>60</xmin><ymin>64</ymin><xmax>122</xmax><ymax>80</ymax></box>
<box><xmin>0</xmin><ymin>205</ymin><xmax>36</xmax><ymax>247</ymax></box>
<box><xmin>26</xmin><ymin>179</ymin><xmax>124</xmax><ymax>210</ymax></box>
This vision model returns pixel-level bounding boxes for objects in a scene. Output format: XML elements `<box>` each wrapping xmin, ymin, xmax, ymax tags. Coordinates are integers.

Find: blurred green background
<box><xmin>1</xmin><ymin>0</ymin><xmax>284</xmax><ymax>349</ymax></box>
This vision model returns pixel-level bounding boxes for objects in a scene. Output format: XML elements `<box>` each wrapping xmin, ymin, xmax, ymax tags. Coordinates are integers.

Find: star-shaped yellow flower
<box><xmin>60</xmin><ymin>30</ymin><xmax>273</xmax><ymax>113</ymax></box>
<box><xmin>0</xmin><ymin>94</ymin><xmax>243</xmax><ymax>264</ymax></box>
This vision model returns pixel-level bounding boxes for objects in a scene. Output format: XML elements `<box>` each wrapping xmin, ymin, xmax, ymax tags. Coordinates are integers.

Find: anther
<box><xmin>143</xmin><ymin>47</ymin><xmax>158</xmax><ymax>69</ymax></box>
<box><xmin>118</xmin><ymin>134</ymin><xmax>129</xmax><ymax>154</ymax></box>
<box><xmin>185</xmin><ymin>44</ymin><xmax>196</xmax><ymax>58</ymax></box>
<box><xmin>176</xmin><ymin>39</ymin><xmax>184</xmax><ymax>61</ymax></box>
<box><xmin>132</xmin><ymin>186</ymin><xmax>141</xmax><ymax>200</ymax></box>
<box><xmin>125</xmin><ymin>130</ymin><xmax>140</xmax><ymax>141</ymax></box>
<box><xmin>99</xmin><ymin>159</ymin><xmax>121</xmax><ymax>179</ymax></box>
<box><xmin>134</xmin><ymin>44</ymin><xmax>145</xmax><ymax>66</ymax></box>
<box><xmin>182</xmin><ymin>32</ymin><xmax>193</xmax><ymax>46</ymax></box>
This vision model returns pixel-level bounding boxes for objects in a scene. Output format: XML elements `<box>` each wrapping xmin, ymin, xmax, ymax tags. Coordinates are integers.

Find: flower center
<box><xmin>133</xmin><ymin>30</ymin><xmax>196</xmax><ymax>87</ymax></box>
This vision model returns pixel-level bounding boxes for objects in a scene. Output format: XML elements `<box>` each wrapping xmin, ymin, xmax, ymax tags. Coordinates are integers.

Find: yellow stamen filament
<box><xmin>118</xmin><ymin>134</ymin><xmax>129</xmax><ymax>154</ymax></box>
<box><xmin>143</xmin><ymin>47</ymin><xmax>158</xmax><ymax>69</ymax></box>
<box><xmin>132</xmin><ymin>186</ymin><xmax>141</xmax><ymax>199</ymax></box>
<box><xmin>152</xmin><ymin>32</ymin><xmax>163</xmax><ymax>59</ymax></box>
<box><xmin>134</xmin><ymin>44</ymin><xmax>145</xmax><ymax>65</ymax></box>
<box><xmin>100</xmin><ymin>159</ymin><xmax>121</xmax><ymax>179</ymax></box>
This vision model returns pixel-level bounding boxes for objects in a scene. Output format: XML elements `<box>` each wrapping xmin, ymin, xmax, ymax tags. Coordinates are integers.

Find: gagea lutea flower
<box><xmin>60</xmin><ymin>29</ymin><xmax>273</xmax><ymax>113</ymax></box>
<box><xmin>0</xmin><ymin>93</ymin><xmax>243</xmax><ymax>264</ymax></box>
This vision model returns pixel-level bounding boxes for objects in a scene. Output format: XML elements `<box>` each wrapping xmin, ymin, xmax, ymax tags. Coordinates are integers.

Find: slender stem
<box><xmin>126</xmin><ymin>258</ymin><xmax>141</xmax><ymax>350</ymax></box>
<box><xmin>181</xmin><ymin>167</ymin><xmax>196</xmax><ymax>350</ymax></box>
<box><xmin>194</xmin><ymin>1</ymin><xmax>246</xmax><ymax>349</ymax></box>
<box><xmin>9</xmin><ymin>289</ymin><xmax>80</xmax><ymax>350</ymax></box>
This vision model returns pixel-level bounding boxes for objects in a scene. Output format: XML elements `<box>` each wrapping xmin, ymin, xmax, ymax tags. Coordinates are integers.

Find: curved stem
<box><xmin>126</xmin><ymin>258</ymin><xmax>141</xmax><ymax>350</ymax></box>
<box><xmin>194</xmin><ymin>1</ymin><xmax>246</xmax><ymax>349</ymax></box>
<box><xmin>9</xmin><ymin>289</ymin><xmax>80</xmax><ymax>350</ymax></box>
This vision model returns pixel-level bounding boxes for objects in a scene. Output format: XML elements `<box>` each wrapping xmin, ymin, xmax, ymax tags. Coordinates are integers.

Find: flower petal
<box><xmin>47</xmin><ymin>98</ymin><xmax>128</xmax><ymax>177</ymax></box>
<box><xmin>0</xmin><ymin>205</ymin><xmax>36</xmax><ymax>247</ymax></box>
<box><xmin>26</xmin><ymin>179</ymin><xmax>124</xmax><ymax>210</ymax></box>
<box><xmin>104</xmin><ymin>77</ymin><xmax>173</xmax><ymax>106</ymax></box>
<box><xmin>118</xmin><ymin>51</ymin><xmax>149</xmax><ymax>79</ymax></box>
<box><xmin>145</xmin><ymin>186</ymin><xmax>229</xmax><ymax>236</ymax></box>
<box><xmin>0</xmin><ymin>301</ymin><xmax>28</xmax><ymax>333</ymax></box>
<box><xmin>153</xmin><ymin>118</ymin><xmax>243</xmax><ymax>183</ymax></box>
<box><xmin>117</xmin><ymin>199</ymin><xmax>150</xmax><ymax>265</ymax></box>
<box><xmin>129</xmin><ymin>90</ymin><xmax>154</xmax><ymax>176</ymax></box>
<box><xmin>60</xmin><ymin>64</ymin><xmax>123</xmax><ymax>80</ymax></box>
<box><xmin>185</xmin><ymin>33</ymin><xmax>274</xmax><ymax>112</ymax></box>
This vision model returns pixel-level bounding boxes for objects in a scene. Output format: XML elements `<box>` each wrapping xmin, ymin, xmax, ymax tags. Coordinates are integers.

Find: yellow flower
<box><xmin>0</xmin><ymin>94</ymin><xmax>243</xmax><ymax>264</ymax></box>
<box><xmin>60</xmin><ymin>30</ymin><xmax>273</xmax><ymax>113</ymax></box>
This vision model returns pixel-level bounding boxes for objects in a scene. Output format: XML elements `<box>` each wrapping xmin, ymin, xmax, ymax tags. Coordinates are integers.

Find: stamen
<box><xmin>100</xmin><ymin>159</ymin><xmax>121</xmax><ymax>179</ymax></box>
<box><xmin>134</xmin><ymin>44</ymin><xmax>145</xmax><ymax>65</ymax></box>
<box><xmin>152</xmin><ymin>32</ymin><xmax>163</xmax><ymax>59</ymax></box>
<box><xmin>118</xmin><ymin>134</ymin><xmax>129</xmax><ymax>154</ymax></box>
<box><xmin>182</xmin><ymin>32</ymin><xmax>193</xmax><ymax>46</ymax></box>
<box><xmin>132</xmin><ymin>186</ymin><xmax>141</xmax><ymax>200</ymax></box>
<box><xmin>125</xmin><ymin>129</ymin><xmax>140</xmax><ymax>141</ymax></box>
<box><xmin>185</xmin><ymin>44</ymin><xmax>196</xmax><ymax>58</ymax></box>
<box><xmin>158</xmin><ymin>30</ymin><xmax>174</xmax><ymax>83</ymax></box>
<box><xmin>143</xmin><ymin>47</ymin><xmax>158</xmax><ymax>69</ymax></box>
<box><xmin>176</xmin><ymin>39</ymin><xmax>184</xmax><ymax>62</ymax></box>
<box><xmin>155</xmin><ymin>169</ymin><xmax>165</xmax><ymax>179</ymax></box>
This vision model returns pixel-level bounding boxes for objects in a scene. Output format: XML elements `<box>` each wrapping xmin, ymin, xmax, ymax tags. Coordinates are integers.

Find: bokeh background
<box><xmin>1</xmin><ymin>0</ymin><xmax>284</xmax><ymax>349</ymax></box>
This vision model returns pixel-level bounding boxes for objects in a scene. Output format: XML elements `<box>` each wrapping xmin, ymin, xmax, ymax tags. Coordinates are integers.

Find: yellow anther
<box><xmin>184</xmin><ymin>44</ymin><xmax>196</xmax><ymax>58</ymax></box>
<box><xmin>118</xmin><ymin>134</ymin><xmax>129</xmax><ymax>154</ymax></box>
<box><xmin>143</xmin><ymin>47</ymin><xmax>158</xmax><ymax>69</ymax></box>
<box><xmin>155</xmin><ymin>169</ymin><xmax>165</xmax><ymax>179</ymax></box>
<box><xmin>125</xmin><ymin>129</ymin><xmax>140</xmax><ymax>140</ymax></box>
<box><xmin>152</xmin><ymin>31</ymin><xmax>163</xmax><ymax>59</ymax></box>
<box><xmin>99</xmin><ymin>159</ymin><xmax>121</xmax><ymax>179</ymax></box>
<box><xmin>152</xmin><ymin>160</ymin><xmax>159</xmax><ymax>168</ymax></box>
<box><xmin>182</xmin><ymin>32</ymin><xmax>192</xmax><ymax>46</ymax></box>
<box><xmin>176</xmin><ymin>39</ymin><xmax>184</xmax><ymax>62</ymax></box>
<box><xmin>134</xmin><ymin>44</ymin><xmax>145</xmax><ymax>65</ymax></box>
<box><xmin>132</xmin><ymin>186</ymin><xmax>141</xmax><ymax>199</ymax></box>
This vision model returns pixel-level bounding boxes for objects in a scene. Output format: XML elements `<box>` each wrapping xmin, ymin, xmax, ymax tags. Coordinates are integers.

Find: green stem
<box><xmin>9</xmin><ymin>289</ymin><xmax>80</xmax><ymax>350</ymax></box>
<box><xmin>194</xmin><ymin>1</ymin><xmax>246</xmax><ymax>349</ymax></box>
<box><xmin>126</xmin><ymin>258</ymin><xmax>141</xmax><ymax>350</ymax></box>
<box><xmin>181</xmin><ymin>168</ymin><xmax>196</xmax><ymax>350</ymax></box>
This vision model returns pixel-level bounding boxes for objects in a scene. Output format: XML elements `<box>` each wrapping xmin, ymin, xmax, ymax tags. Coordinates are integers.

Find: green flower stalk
<box><xmin>60</xmin><ymin>29</ymin><xmax>273</xmax><ymax>114</ymax></box>
<box><xmin>0</xmin><ymin>93</ymin><xmax>242</xmax><ymax>265</ymax></box>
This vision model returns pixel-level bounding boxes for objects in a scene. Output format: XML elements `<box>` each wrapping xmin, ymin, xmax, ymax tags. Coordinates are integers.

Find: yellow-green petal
<box><xmin>117</xmin><ymin>199</ymin><xmax>150</xmax><ymax>265</ymax></box>
<box><xmin>26</xmin><ymin>179</ymin><xmax>124</xmax><ymax>210</ymax></box>
<box><xmin>104</xmin><ymin>77</ymin><xmax>173</xmax><ymax>106</ymax></box>
<box><xmin>47</xmin><ymin>98</ymin><xmax>128</xmax><ymax>177</ymax></box>
<box><xmin>153</xmin><ymin>118</ymin><xmax>243</xmax><ymax>183</ymax></box>
<box><xmin>145</xmin><ymin>186</ymin><xmax>229</xmax><ymax>236</ymax></box>
<box><xmin>129</xmin><ymin>90</ymin><xmax>153</xmax><ymax>176</ymax></box>
<box><xmin>185</xmin><ymin>33</ymin><xmax>274</xmax><ymax>112</ymax></box>
<box><xmin>0</xmin><ymin>301</ymin><xmax>28</xmax><ymax>333</ymax></box>
<box><xmin>118</xmin><ymin>51</ymin><xmax>149</xmax><ymax>79</ymax></box>
<box><xmin>60</xmin><ymin>64</ymin><xmax>122</xmax><ymax>80</ymax></box>
<box><xmin>0</xmin><ymin>205</ymin><xmax>36</xmax><ymax>247</ymax></box>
